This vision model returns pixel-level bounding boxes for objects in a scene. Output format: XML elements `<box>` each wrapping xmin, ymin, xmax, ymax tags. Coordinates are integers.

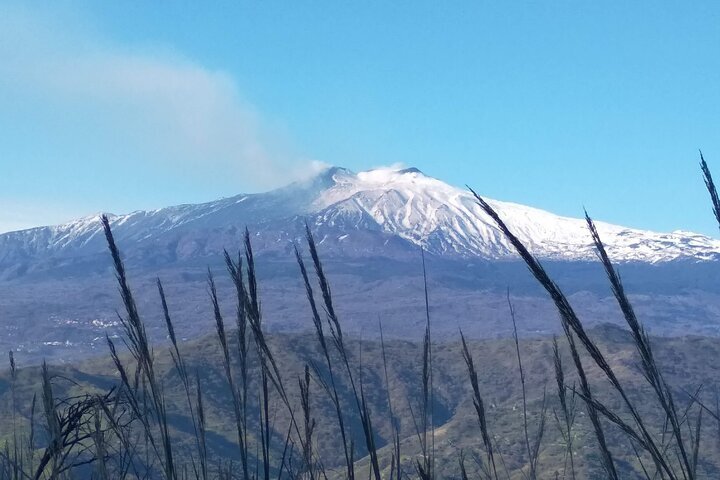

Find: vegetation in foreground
<box><xmin>1</xmin><ymin>152</ymin><xmax>720</xmax><ymax>479</ymax></box>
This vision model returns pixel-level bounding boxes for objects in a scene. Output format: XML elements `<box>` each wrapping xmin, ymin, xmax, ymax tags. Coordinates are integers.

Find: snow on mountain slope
<box><xmin>310</xmin><ymin>166</ymin><xmax>720</xmax><ymax>262</ymax></box>
<box><xmin>1</xmin><ymin>166</ymin><xmax>719</xmax><ymax>267</ymax></box>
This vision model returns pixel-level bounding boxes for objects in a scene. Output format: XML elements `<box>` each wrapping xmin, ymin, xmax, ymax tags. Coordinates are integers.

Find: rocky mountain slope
<box><xmin>2</xmin><ymin>167</ymin><xmax>720</xmax><ymax>278</ymax></box>
<box><xmin>2</xmin><ymin>166</ymin><xmax>720</xmax><ymax>364</ymax></box>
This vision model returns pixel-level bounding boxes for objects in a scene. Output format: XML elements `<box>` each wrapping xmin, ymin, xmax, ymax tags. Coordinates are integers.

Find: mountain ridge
<box><xmin>2</xmin><ymin>165</ymin><xmax>719</xmax><ymax>272</ymax></box>
<box><xmin>4</xmin><ymin>166</ymin><xmax>720</xmax><ymax>363</ymax></box>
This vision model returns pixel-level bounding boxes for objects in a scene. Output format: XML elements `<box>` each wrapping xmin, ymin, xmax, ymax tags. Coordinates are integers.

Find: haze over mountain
<box><xmin>2</xmin><ymin>166</ymin><xmax>720</xmax><ymax>364</ymax></box>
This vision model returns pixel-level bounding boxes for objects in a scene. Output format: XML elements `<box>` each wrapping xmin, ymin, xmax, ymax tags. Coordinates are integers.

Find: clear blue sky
<box><xmin>1</xmin><ymin>1</ymin><xmax>719</xmax><ymax>235</ymax></box>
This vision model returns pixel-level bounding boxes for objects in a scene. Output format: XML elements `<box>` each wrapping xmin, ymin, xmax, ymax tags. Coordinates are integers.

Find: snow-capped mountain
<box><xmin>5</xmin><ymin>166</ymin><xmax>720</xmax><ymax>364</ymax></box>
<box><xmin>309</xmin><ymin>167</ymin><xmax>720</xmax><ymax>262</ymax></box>
<box><xmin>1</xmin><ymin>166</ymin><xmax>719</xmax><ymax>274</ymax></box>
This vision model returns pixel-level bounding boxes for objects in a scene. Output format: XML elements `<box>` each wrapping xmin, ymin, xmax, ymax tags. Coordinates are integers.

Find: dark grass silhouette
<box><xmin>0</xmin><ymin>151</ymin><xmax>718</xmax><ymax>479</ymax></box>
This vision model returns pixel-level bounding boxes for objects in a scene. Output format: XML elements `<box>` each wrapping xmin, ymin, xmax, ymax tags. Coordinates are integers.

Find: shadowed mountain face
<box><xmin>1</xmin><ymin>166</ymin><xmax>720</xmax><ymax>364</ymax></box>
<box><xmin>3</xmin><ymin>326</ymin><xmax>720</xmax><ymax>479</ymax></box>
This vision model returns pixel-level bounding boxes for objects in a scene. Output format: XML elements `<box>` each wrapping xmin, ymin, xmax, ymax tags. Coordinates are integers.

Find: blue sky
<box><xmin>1</xmin><ymin>2</ymin><xmax>719</xmax><ymax>235</ymax></box>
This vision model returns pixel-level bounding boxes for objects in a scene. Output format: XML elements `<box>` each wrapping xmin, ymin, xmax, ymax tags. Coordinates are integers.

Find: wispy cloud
<box><xmin>0</xmin><ymin>6</ymin><xmax>314</xmax><ymax>191</ymax></box>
